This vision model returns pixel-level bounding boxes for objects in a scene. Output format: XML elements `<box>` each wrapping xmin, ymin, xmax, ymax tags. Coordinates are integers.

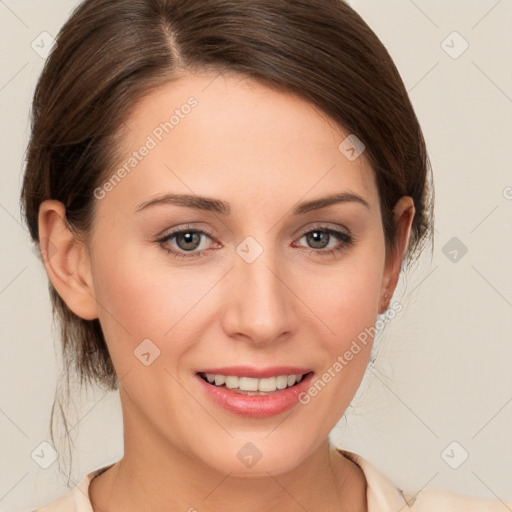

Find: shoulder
<box><xmin>337</xmin><ymin>448</ymin><xmax>512</xmax><ymax>512</ymax></box>
<box><xmin>31</xmin><ymin>490</ymin><xmax>76</xmax><ymax>512</ymax></box>
<box><xmin>405</xmin><ymin>487</ymin><xmax>512</xmax><ymax>511</ymax></box>
<box><xmin>32</xmin><ymin>463</ymin><xmax>115</xmax><ymax>512</ymax></box>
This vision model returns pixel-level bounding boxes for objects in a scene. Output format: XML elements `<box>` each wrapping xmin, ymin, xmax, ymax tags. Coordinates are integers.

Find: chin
<box><xmin>201</xmin><ymin>436</ymin><xmax>312</xmax><ymax>477</ymax></box>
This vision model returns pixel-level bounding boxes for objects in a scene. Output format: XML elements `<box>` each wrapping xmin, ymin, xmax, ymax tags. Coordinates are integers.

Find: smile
<box><xmin>198</xmin><ymin>372</ymin><xmax>311</xmax><ymax>395</ymax></box>
<box><xmin>196</xmin><ymin>371</ymin><xmax>316</xmax><ymax>417</ymax></box>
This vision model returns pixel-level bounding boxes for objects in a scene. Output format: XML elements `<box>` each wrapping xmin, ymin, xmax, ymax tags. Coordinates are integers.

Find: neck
<box><xmin>89</xmin><ymin>395</ymin><xmax>367</xmax><ymax>512</ymax></box>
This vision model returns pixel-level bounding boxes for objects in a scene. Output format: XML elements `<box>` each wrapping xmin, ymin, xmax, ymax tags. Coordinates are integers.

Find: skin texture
<box><xmin>38</xmin><ymin>70</ymin><xmax>414</xmax><ymax>512</ymax></box>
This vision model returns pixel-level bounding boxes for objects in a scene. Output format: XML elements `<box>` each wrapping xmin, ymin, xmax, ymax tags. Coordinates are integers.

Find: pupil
<box><xmin>178</xmin><ymin>231</ymin><xmax>200</xmax><ymax>250</ymax></box>
<box><xmin>307</xmin><ymin>231</ymin><xmax>328</xmax><ymax>249</ymax></box>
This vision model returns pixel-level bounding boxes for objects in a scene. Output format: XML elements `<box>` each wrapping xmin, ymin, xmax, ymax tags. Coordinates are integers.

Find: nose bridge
<box><xmin>223</xmin><ymin>236</ymin><xmax>293</xmax><ymax>344</ymax></box>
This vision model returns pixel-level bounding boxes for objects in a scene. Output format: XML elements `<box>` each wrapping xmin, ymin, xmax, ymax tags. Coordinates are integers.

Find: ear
<box><xmin>379</xmin><ymin>196</ymin><xmax>415</xmax><ymax>314</ymax></box>
<box><xmin>38</xmin><ymin>200</ymin><xmax>99</xmax><ymax>320</ymax></box>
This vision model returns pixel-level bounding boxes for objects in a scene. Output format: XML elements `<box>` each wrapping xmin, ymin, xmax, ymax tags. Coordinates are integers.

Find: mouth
<box><xmin>195</xmin><ymin>369</ymin><xmax>316</xmax><ymax>418</ymax></box>
<box><xmin>197</xmin><ymin>371</ymin><xmax>314</xmax><ymax>395</ymax></box>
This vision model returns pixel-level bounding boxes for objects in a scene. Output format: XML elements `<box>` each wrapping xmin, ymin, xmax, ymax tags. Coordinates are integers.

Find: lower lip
<box><xmin>196</xmin><ymin>372</ymin><xmax>315</xmax><ymax>418</ymax></box>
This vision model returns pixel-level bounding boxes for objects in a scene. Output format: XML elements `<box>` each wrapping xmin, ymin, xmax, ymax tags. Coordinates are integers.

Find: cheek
<box><xmin>294</xmin><ymin>246</ymin><xmax>384</xmax><ymax>348</ymax></box>
<box><xmin>89</xmin><ymin>236</ymin><xmax>229</xmax><ymax>379</ymax></box>
<box><xmin>293</xmin><ymin>256</ymin><xmax>383</xmax><ymax>423</ymax></box>
<box><xmin>89</xmin><ymin>240</ymin><xmax>194</xmax><ymax>353</ymax></box>
<box><xmin>289</xmin><ymin>239</ymin><xmax>385</xmax><ymax>412</ymax></box>
<box><xmin>89</xmin><ymin>248</ymin><xmax>207</xmax><ymax>420</ymax></box>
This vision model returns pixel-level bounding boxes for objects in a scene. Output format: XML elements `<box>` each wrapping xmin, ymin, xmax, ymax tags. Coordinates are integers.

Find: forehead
<box><xmin>103</xmin><ymin>69</ymin><xmax>378</xmax><ymax>215</ymax></box>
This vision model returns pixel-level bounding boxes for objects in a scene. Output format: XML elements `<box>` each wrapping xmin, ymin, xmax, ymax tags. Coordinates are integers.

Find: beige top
<box><xmin>34</xmin><ymin>448</ymin><xmax>511</xmax><ymax>511</ymax></box>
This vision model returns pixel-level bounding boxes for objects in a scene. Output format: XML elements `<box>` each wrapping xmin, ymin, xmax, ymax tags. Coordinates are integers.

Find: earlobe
<box><xmin>379</xmin><ymin>196</ymin><xmax>415</xmax><ymax>314</ymax></box>
<box><xmin>38</xmin><ymin>200</ymin><xmax>99</xmax><ymax>320</ymax></box>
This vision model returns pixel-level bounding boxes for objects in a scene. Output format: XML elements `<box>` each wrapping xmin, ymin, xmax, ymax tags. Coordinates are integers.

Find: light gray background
<box><xmin>1</xmin><ymin>1</ymin><xmax>511</xmax><ymax>510</ymax></box>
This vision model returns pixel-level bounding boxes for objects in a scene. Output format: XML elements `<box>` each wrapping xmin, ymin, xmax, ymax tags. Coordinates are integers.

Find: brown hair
<box><xmin>20</xmin><ymin>0</ymin><xmax>433</xmax><ymax>478</ymax></box>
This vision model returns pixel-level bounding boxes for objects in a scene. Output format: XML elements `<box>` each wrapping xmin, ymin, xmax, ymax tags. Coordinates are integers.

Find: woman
<box><xmin>21</xmin><ymin>0</ymin><xmax>510</xmax><ymax>510</ymax></box>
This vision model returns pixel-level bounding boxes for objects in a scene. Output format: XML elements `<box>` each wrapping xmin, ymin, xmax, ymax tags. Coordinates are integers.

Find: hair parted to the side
<box><xmin>20</xmin><ymin>0</ymin><xmax>434</xmax><ymax>480</ymax></box>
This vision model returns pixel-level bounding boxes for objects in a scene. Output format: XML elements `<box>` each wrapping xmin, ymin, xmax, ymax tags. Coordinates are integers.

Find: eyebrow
<box><xmin>135</xmin><ymin>191</ymin><xmax>370</xmax><ymax>215</ymax></box>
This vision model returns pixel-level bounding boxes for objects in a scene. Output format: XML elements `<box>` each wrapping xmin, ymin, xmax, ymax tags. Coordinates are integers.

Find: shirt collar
<box><xmin>337</xmin><ymin>448</ymin><xmax>416</xmax><ymax>511</ymax></box>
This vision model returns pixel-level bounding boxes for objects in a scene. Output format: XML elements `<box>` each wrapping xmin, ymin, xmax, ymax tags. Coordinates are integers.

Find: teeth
<box><xmin>214</xmin><ymin>374</ymin><xmax>225</xmax><ymax>386</ymax></box>
<box><xmin>225</xmin><ymin>375</ymin><xmax>239</xmax><ymax>389</ymax></box>
<box><xmin>239</xmin><ymin>377</ymin><xmax>259</xmax><ymax>391</ymax></box>
<box><xmin>276</xmin><ymin>375</ymin><xmax>289</xmax><ymax>389</ymax></box>
<box><xmin>259</xmin><ymin>377</ymin><xmax>277</xmax><ymax>392</ymax></box>
<box><xmin>203</xmin><ymin>372</ymin><xmax>307</xmax><ymax>392</ymax></box>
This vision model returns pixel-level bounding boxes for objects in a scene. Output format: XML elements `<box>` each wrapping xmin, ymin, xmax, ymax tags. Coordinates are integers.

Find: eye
<box><xmin>294</xmin><ymin>225</ymin><xmax>354</xmax><ymax>256</ymax></box>
<box><xmin>156</xmin><ymin>224</ymin><xmax>355</xmax><ymax>260</ymax></box>
<box><xmin>157</xmin><ymin>226</ymin><xmax>217</xmax><ymax>259</ymax></box>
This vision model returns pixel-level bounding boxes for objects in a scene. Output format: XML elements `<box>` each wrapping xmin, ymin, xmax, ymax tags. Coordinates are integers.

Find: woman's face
<box><xmin>52</xmin><ymin>70</ymin><xmax>413</xmax><ymax>476</ymax></box>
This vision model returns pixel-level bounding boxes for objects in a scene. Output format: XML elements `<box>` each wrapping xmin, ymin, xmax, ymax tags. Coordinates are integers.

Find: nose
<box><xmin>220</xmin><ymin>245</ymin><xmax>296</xmax><ymax>346</ymax></box>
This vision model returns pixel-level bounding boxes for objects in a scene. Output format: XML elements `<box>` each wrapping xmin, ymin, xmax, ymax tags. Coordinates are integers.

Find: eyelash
<box><xmin>156</xmin><ymin>223</ymin><xmax>355</xmax><ymax>260</ymax></box>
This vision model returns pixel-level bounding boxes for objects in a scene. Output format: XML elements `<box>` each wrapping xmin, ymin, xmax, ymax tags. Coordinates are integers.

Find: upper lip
<box><xmin>196</xmin><ymin>366</ymin><xmax>313</xmax><ymax>379</ymax></box>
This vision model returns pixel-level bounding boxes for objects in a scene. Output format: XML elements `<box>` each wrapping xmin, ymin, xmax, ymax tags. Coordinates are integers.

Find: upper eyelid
<box><xmin>296</xmin><ymin>223</ymin><xmax>350</xmax><ymax>236</ymax></box>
